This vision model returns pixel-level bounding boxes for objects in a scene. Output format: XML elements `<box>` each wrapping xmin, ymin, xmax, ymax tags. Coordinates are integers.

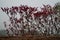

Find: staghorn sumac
<box><xmin>1</xmin><ymin>4</ymin><xmax>59</xmax><ymax>36</ymax></box>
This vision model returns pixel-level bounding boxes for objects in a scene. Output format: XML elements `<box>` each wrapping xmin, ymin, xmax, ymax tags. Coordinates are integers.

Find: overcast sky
<box><xmin>0</xmin><ymin>0</ymin><xmax>60</xmax><ymax>30</ymax></box>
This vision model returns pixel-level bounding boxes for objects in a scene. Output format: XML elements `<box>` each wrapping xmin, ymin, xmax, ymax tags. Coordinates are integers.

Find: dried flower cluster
<box><xmin>1</xmin><ymin>4</ymin><xmax>60</xmax><ymax>36</ymax></box>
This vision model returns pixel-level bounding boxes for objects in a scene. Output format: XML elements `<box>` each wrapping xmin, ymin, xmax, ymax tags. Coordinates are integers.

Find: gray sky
<box><xmin>0</xmin><ymin>0</ymin><xmax>60</xmax><ymax>30</ymax></box>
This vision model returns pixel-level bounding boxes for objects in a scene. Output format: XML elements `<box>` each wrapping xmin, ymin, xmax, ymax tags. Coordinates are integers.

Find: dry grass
<box><xmin>0</xmin><ymin>35</ymin><xmax>60</xmax><ymax>40</ymax></box>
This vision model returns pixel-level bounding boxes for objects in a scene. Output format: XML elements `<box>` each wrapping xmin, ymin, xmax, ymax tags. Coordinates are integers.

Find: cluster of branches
<box><xmin>1</xmin><ymin>4</ymin><xmax>60</xmax><ymax>36</ymax></box>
